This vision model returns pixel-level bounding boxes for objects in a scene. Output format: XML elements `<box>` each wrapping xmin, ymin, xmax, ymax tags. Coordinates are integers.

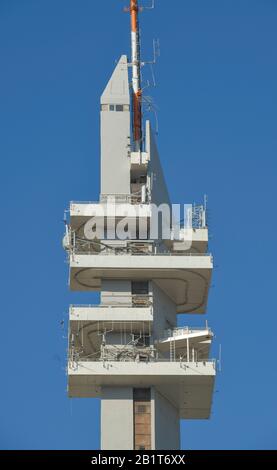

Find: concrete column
<box><xmin>151</xmin><ymin>387</ymin><xmax>180</xmax><ymax>450</ymax></box>
<box><xmin>101</xmin><ymin>386</ymin><xmax>134</xmax><ymax>450</ymax></box>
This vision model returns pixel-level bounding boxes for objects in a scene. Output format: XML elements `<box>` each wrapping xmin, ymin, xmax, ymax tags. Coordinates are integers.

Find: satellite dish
<box><xmin>62</xmin><ymin>233</ymin><xmax>70</xmax><ymax>250</ymax></box>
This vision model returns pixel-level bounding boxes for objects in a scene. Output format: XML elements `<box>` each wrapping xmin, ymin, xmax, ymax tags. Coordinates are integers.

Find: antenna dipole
<box><xmin>129</xmin><ymin>0</ymin><xmax>142</xmax><ymax>151</ymax></box>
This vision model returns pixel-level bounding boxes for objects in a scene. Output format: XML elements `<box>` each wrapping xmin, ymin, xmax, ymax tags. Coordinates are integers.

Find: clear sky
<box><xmin>0</xmin><ymin>0</ymin><xmax>277</xmax><ymax>450</ymax></box>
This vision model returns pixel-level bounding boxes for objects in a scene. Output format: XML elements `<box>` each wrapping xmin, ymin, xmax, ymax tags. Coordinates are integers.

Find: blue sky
<box><xmin>0</xmin><ymin>0</ymin><xmax>277</xmax><ymax>450</ymax></box>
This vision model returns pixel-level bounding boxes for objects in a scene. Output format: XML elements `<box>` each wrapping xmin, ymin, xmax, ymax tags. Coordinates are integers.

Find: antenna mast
<box><xmin>130</xmin><ymin>0</ymin><xmax>142</xmax><ymax>151</ymax></box>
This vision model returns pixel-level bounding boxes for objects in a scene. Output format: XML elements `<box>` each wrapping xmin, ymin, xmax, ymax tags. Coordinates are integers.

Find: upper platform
<box><xmin>68</xmin><ymin>201</ymin><xmax>209</xmax><ymax>254</ymax></box>
<box><xmin>69</xmin><ymin>252</ymin><xmax>212</xmax><ymax>314</ymax></box>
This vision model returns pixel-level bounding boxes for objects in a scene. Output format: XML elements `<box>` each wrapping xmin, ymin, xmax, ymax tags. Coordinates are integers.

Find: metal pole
<box><xmin>130</xmin><ymin>0</ymin><xmax>142</xmax><ymax>150</ymax></box>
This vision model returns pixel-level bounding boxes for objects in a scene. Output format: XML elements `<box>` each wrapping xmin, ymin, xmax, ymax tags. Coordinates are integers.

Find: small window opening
<box><xmin>131</xmin><ymin>281</ymin><xmax>149</xmax><ymax>295</ymax></box>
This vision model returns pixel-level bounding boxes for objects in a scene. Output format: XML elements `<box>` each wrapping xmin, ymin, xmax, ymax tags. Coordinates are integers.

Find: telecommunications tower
<box><xmin>64</xmin><ymin>0</ymin><xmax>216</xmax><ymax>450</ymax></box>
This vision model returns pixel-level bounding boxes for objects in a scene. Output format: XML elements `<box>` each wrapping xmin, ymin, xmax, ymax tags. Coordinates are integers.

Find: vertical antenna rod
<box><xmin>130</xmin><ymin>0</ymin><xmax>142</xmax><ymax>151</ymax></box>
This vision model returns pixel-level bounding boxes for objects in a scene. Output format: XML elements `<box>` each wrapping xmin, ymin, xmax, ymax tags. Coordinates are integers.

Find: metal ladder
<box><xmin>169</xmin><ymin>339</ymin><xmax>176</xmax><ymax>362</ymax></box>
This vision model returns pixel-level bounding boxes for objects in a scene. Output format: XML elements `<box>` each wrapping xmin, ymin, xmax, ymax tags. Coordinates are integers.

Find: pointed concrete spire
<box><xmin>101</xmin><ymin>55</ymin><xmax>130</xmax><ymax>106</ymax></box>
<box><xmin>145</xmin><ymin>120</ymin><xmax>171</xmax><ymax>206</ymax></box>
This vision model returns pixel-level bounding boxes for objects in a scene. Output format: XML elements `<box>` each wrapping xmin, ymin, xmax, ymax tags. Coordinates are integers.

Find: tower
<box><xmin>64</xmin><ymin>1</ymin><xmax>215</xmax><ymax>450</ymax></box>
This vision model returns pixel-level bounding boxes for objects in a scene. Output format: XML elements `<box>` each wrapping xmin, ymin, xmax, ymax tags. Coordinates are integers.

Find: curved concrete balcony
<box><xmin>69</xmin><ymin>253</ymin><xmax>213</xmax><ymax>314</ymax></box>
<box><xmin>70</xmin><ymin>304</ymin><xmax>153</xmax><ymax>323</ymax></box>
<box><xmin>68</xmin><ymin>360</ymin><xmax>216</xmax><ymax>419</ymax></box>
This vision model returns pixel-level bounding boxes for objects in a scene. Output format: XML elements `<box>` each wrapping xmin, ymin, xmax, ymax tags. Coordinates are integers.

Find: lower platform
<box><xmin>68</xmin><ymin>360</ymin><xmax>215</xmax><ymax>419</ymax></box>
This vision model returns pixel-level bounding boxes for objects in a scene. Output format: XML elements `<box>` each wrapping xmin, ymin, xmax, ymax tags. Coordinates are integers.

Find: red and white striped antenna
<box><xmin>130</xmin><ymin>0</ymin><xmax>143</xmax><ymax>151</ymax></box>
<box><xmin>125</xmin><ymin>1</ymin><xmax>155</xmax><ymax>151</ymax></box>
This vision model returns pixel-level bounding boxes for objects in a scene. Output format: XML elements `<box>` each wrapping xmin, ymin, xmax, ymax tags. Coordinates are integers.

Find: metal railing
<box><xmin>68</xmin><ymin>333</ymin><xmax>216</xmax><ymax>368</ymax></box>
<box><xmin>101</xmin><ymin>193</ymin><xmax>146</xmax><ymax>204</ymax></box>
<box><xmin>69</xmin><ymin>201</ymin><xmax>207</xmax><ymax>229</ymax></box>
<box><xmin>163</xmin><ymin>326</ymin><xmax>212</xmax><ymax>339</ymax></box>
<box><xmin>70</xmin><ymin>196</ymin><xmax>136</xmax><ymax>205</ymax></box>
<box><xmin>69</xmin><ymin>356</ymin><xmax>216</xmax><ymax>368</ymax></box>
<box><xmin>70</xmin><ymin>295</ymin><xmax>153</xmax><ymax>310</ymax></box>
<box><xmin>71</xmin><ymin>193</ymin><xmax>146</xmax><ymax>206</ymax></box>
<box><xmin>70</xmin><ymin>246</ymin><xmax>212</xmax><ymax>257</ymax></box>
<box><xmin>191</xmin><ymin>204</ymin><xmax>206</xmax><ymax>229</ymax></box>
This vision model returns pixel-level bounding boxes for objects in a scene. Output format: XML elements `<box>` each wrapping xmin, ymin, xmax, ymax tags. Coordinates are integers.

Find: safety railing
<box><xmin>68</xmin><ymin>239</ymin><xmax>210</xmax><ymax>258</ymax></box>
<box><xmin>71</xmin><ymin>250</ymin><xmax>213</xmax><ymax>258</ymax></box>
<box><xmin>163</xmin><ymin>326</ymin><xmax>212</xmax><ymax>339</ymax></box>
<box><xmin>68</xmin><ymin>356</ymin><xmax>217</xmax><ymax>368</ymax></box>
<box><xmin>70</xmin><ymin>295</ymin><xmax>153</xmax><ymax>310</ymax></box>
<box><xmin>69</xmin><ymin>201</ymin><xmax>207</xmax><ymax>228</ymax></box>
<box><xmin>71</xmin><ymin>193</ymin><xmax>146</xmax><ymax>205</ymax></box>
